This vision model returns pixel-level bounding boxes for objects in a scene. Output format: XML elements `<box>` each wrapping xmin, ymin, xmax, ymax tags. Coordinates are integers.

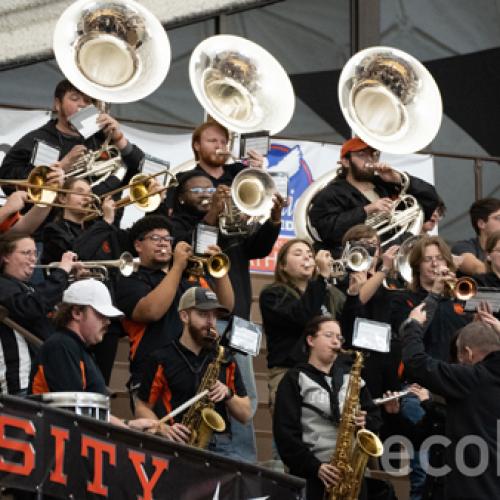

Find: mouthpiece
<box><xmin>215</xmin><ymin>149</ymin><xmax>232</xmax><ymax>156</ymax></box>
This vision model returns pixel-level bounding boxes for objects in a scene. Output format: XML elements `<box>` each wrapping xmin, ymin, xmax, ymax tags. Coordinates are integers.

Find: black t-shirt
<box><xmin>138</xmin><ymin>339</ymin><xmax>246</xmax><ymax>429</ymax></box>
<box><xmin>115</xmin><ymin>266</ymin><xmax>209</xmax><ymax>386</ymax></box>
<box><xmin>30</xmin><ymin>328</ymin><xmax>107</xmax><ymax>395</ymax></box>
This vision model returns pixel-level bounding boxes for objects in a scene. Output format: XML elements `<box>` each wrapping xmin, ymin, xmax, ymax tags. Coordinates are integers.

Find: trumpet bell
<box><xmin>338</xmin><ymin>46</ymin><xmax>442</xmax><ymax>154</ymax></box>
<box><xmin>454</xmin><ymin>277</ymin><xmax>477</xmax><ymax>301</ymax></box>
<box><xmin>207</xmin><ymin>254</ymin><xmax>231</xmax><ymax>279</ymax></box>
<box><xmin>27</xmin><ymin>166</ymin><xmax>58</xmax><ymax>206</ymax></box>
<box><xmin>189</xmin><ymin>35</ymin><xmax>295</xmax><ymax>135</ymax></box>
<box><xmin>232</xmin><ymin>168</ymin><xmax>276</xmax><ymax>217</ymax></box>
<box><xmin>53</xmin><ymin>0</ymin><xmax>171</xmax><ymax>102</ymax></box>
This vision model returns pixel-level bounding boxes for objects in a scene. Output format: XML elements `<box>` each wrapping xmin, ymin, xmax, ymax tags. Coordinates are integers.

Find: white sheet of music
<box><xmin>352</xmin><ymin>318</ymin><xmax>391</xmax><ymax>353</ymax></box>
<box><xmin>32</xmin><ymin>141</ymin><xmax>60</xmax><ymax>167</ymax></box>
<box><xmin>194</xmin><ymin>224</ymin><xmax>218</xmax><ymax>255</ymax></box>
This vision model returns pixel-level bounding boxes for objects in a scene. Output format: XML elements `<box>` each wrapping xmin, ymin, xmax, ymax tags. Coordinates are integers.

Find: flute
<box><xmin>373</xmin><ymin>389</ymin><xmax>410</xmax><ymax>406</ymax></box>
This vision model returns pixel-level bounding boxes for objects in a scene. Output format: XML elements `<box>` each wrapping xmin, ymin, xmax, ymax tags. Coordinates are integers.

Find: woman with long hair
<box><xmin>259</xmin><ymin>238</ymin><xmax>345</xmax><ymax>409</ymax></box>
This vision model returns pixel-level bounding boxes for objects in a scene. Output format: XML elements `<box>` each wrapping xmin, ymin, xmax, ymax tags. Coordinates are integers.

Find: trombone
<box><xmin>35</xmin><ymin>252</ymin><xmax>139</xmax><ymax>281</ymax></box>
<box><xmin>186</xmin><ymin>253</ymin><xmax>231</xmax><ymax>279</ymax></box>
<box><xmin>0</xmin><ymin>166</ymin><xmax>102</xmax><ymax>217</ymax></box>
<box><xmin>85</xmin><ymin>169</ymin><xmax>178</xmax><ymax>220</ymax></box>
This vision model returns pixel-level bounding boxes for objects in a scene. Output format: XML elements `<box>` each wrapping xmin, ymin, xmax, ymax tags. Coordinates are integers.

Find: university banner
<box><xmin>0</xmin><ymin>107</ymin><xmax>435</xmax><ymax>273</ymax></box>
<box><xmin>0</xmin><ymin>395</ymin><xmax>305</xmax><ymax>499</ymax></box>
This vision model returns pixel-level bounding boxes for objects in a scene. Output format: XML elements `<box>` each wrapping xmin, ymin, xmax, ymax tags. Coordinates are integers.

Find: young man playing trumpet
<box><xmin>308</xmin><ymin>137</ymin><xmax>439</xmax><ymax>252</ymax></box>
<box><xmin>135</xmin><ymin>287</ymin><xmax>250</xmax><ymax>459</ymax></box>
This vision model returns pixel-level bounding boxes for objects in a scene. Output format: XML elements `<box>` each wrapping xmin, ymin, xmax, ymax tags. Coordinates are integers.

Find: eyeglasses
<box><xmin>16</xmin><ymin>250</ymin><xmax>38</xmax><ymax>259</ymax></box>
<box><xmin>187</xmin><ymin>187</ymin><xmax>216</xmax><ymax>195</ymax></box>
<box><xmin>141</xmin><ymin>234</ymin><xmax>174</xmax><ymax>244</ymax></box>
<box><xmin>422</xmin><ymin>255</ymin><xmax>446</xmax><ymax>264</ymax></box>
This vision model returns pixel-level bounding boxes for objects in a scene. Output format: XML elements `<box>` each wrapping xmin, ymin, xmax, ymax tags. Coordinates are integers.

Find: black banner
<box><xmin>0</xmin><ymin>396</ymin><xmax>305</xmax><ymax>499</ymax></box>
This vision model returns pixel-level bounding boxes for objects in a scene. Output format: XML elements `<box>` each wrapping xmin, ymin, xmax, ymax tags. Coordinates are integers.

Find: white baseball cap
<box><xmin>62</xmin><ymin>279</ymin><xmax>124</xmax><ymax>318</ymax></box>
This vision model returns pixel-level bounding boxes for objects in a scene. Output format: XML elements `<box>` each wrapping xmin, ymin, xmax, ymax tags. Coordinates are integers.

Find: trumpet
<box><xmin>446</xmin><ymin>276</ymin><xmax>478</xmax><ymax>301</ymax></box>
<box><xmin>186</xmin><ymin>253</ymin><xmax>230</xmax><ymax>279</ymax></box>
<box><xmin>35</xmin><ymin>252</ymin><xmax>139</xmax><ymax>281</ymax></box>
<box><xmin>0</xmin><ymin>166</ymin><xmax>102</xmax><ymax>217</ymax></box>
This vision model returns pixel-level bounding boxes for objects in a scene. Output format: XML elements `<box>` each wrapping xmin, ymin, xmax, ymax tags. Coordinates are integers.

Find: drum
<box><xmin>38</xmin><ymin>392</ymin><xmax>110</xmax><ymax>422</ymax></box>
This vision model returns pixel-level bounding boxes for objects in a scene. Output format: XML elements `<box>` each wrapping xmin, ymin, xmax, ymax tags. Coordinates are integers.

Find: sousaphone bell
<box><xmin>189</xmin><ymin>34</ymin><xmax>295</xmax><ymax>135</ymax></box>
<box><xmin>338</xmin><ymin>46</ymin><xmax>442</xmax><ymax>154</ymax></box>
<box><xmin>53</xmin><ymin>0</ymin><xmax>171</xmax><ymax>103</ymax></box>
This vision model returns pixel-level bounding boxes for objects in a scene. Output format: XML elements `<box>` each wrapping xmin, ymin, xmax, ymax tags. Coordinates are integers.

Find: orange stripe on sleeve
<box><xmin>31</xmin><ymin>365</ymin><xmax>50</xmax><ymax>394</ymax></box>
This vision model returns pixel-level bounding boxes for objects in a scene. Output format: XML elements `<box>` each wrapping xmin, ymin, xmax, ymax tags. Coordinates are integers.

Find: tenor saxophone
<box><xmin>181</xmin><ymin>335</ymin><xmax>227</xmax><ymax>449</ymax></box>
<box><xmin>325</xmin><ymin>351</ymin><xmax>384</xmax><ymax>500</ymax></box>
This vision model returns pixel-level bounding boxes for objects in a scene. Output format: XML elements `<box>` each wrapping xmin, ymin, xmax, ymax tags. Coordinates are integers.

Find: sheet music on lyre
<box><xmin>464</xmin><ymin>288</ymin><xmax>500</xmax><ymax>313</ymax></box>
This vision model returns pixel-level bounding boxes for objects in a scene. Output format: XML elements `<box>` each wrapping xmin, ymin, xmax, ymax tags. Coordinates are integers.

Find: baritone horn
<box><xmin>338</xmin><ymin>46</ymin><xmax>442</xmax><ymax>154</ymax></box>
<box><xmin>53</xmin><ymin>0</ymin><xmax>171</xmax><ymax>103</ymax></box>
<box><xmin>189</xmin><ymin>34</ymin><xmax>295</xmax><ymax>135</ymax></box>
<box><xmin>219</xmin><ymin>168</ymin><xmax>277</xmax><ymax>235</ymax></box>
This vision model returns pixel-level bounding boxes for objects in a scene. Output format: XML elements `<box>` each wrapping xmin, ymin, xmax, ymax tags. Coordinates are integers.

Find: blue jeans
<box><xmin>228</xmin><ymin>353</ymin><xmax>257</xmax><ymax>462</ymax></box>
<box><xmin>400</xmin><ymin>393</ymin><xmax>426</xmax><ymax>500</ymax></box>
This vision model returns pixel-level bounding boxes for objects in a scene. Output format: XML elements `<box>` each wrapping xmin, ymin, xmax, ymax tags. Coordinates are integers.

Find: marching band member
<box><xmin>452</xmin><ymin>198</ymin><xmax>500</xmax><ymax>276</ymax></box>
<box><xmin>273</xmin><ymin>316</ymin><xmax>381</xmax><ymax>500</ymax></box>
<box><xmin>41</xmin><ymin>177</ymin><xmax>97</xmax><ymax>264</ymax></box>
<box><xmin>0</xmin><ymin>79</ymin><xmax>144</xmax><ymax>201</ymax></box>
<box><xmin>135</xmin><ymin>287</ymin><xmax>251</xmax><ymax>459</ymax></box>
<box><xmin>308</xmin><ymin>137</ymin><xmax>439</xmax><ymax>252</ymax></box>
<box><xmin>339</xmin><ymin>224</ymin><xmax>401</xmax><ymax>398</ymax></box>
<box><xmin>390</xmin><ymin>236</ymin><xmax>472</xmax><ymax>361</ymax></box>
<box><xmin>259</xmin><ymin>239</ymin><xmax>345</xmax><ymax>410</ymax></box>
<box><xmin>114</xmin><ymin>215</ymin><xmax>234</xmax><ymax>403</ymax></box>
<box><xmin>29</xmin><ymin>279</ymin><xmax>158</xmax><ymax>432</ymax></box>
<box><xmin>191</xmin><ymin>121</ymin><xmax>265</xmax><ymax>185</ymax></box>
<box><xmin>0</xmin><ymin>234</ymin><xmax>78</xmax><ymax>395</ymax></box>
<box><xmin>473</xmin><ymin>231</ymin><xmax>500</xmax><ymax>317</ymax></box>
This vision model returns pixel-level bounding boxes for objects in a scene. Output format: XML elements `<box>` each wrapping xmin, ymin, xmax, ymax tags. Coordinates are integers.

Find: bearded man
<box><xmin>308</xmin><ymin>137</ymin><xmax>439</xmax><ymax>252</ymax></box>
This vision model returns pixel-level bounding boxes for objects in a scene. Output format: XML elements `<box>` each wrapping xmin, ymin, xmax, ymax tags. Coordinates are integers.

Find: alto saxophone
<box><xmin>325</xmin><ymin>351</ymin><xmax>384</xmax><ymax>500</ymax></box>
<box><xmin>181</xmin><ymin>336</ymin><xmax>227</xmax><ymax>449</ymax></box>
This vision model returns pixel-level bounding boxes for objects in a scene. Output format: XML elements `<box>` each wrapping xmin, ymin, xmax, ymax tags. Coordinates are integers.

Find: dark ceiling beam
<box><xmin>350</xmin><ymin>0</ymin><xmax>380</xmax><ymax>54</ymax></box>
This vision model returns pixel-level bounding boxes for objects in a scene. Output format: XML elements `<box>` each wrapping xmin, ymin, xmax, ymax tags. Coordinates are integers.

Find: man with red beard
<box><xmin>308</xmin><ymin>137</ymin><xmax>439</xmax><ymax>252</ymax></box>
<box><xmin>135</xmin><ymin>286</ymin><xmax>250</xmax><ymax>458</ymax></box>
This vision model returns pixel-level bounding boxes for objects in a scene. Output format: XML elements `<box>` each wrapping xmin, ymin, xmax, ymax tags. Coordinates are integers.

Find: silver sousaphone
<box><xmin>338</xmin><ymin>46</ymin><xmax>442</xmax><ymax>154</ymax></box>
<box><xmin>189</xmin><ymin>35</ymin><xmax>295</xmax><ymax>234</ymax></box>
<box><xmin>189</xmin><ymin>34</ymin><xmax>295</xmax><ymax>136</ymax></box>
<box><xmin>53</xmin><ymin>0</ymin><xmax>171</xmax><ymax>103</ymax></box>
<box><xmin>52</xmin><ymin>0</ymin><xmax>171</xmax><ymax>186</ymax></box>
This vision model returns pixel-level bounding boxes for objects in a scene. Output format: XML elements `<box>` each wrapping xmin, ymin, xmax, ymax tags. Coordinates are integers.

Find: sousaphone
<box><xmin>338</xmin><ymin>46</ymin><xmax>442</xmax><ymax>154</ymax></box>
<box><xmin>53</xmin><ymin>0</ymin><xmax>171</xmax><ymax>103</ymax></box>
<box><xmin>189</xmin><ymin>34</ymin><xmax>295</xmax><ymax>135</ymax></box>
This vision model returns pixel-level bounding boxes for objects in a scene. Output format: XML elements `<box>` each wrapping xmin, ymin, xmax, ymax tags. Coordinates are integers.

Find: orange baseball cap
<box><xmin>340</xmin><ymin>137</ymin><xmax>371</xmax><ymax>158</ymax></box>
